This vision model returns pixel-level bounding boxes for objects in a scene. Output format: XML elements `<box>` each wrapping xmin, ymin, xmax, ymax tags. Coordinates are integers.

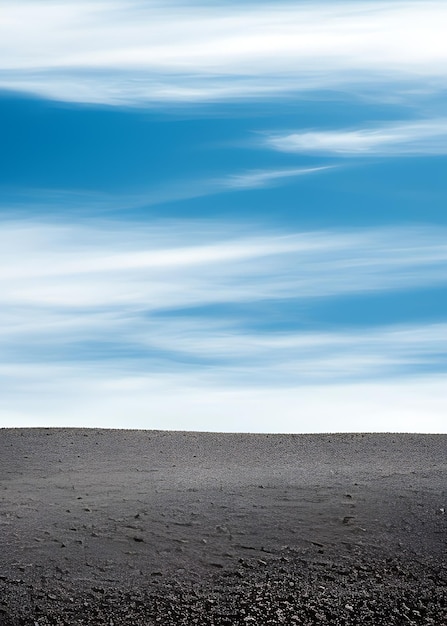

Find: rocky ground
<box><xmin>1</xmin><ymin>429</ymin><xmax>446</xmax><ymax>625</ymax></box>
<box><xmin>1</xmin><ymin>545</ymin><xmax>447</xmax><ymax>625</ymax></box>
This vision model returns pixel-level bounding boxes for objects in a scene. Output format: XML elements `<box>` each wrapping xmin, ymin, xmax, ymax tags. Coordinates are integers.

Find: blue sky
<box><xmin>1</xmin><ymin>0</ymin><xmax>447</xmax><ymax>432</ymax></box>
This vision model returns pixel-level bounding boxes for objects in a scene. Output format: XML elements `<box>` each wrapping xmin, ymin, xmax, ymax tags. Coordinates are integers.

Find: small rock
<box><xmin>216</xmin><ymin>525</ymin><xmax>229</xmax><ymax>534</ymax></box>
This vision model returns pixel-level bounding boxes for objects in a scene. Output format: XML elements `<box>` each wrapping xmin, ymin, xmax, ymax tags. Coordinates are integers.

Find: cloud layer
<box><xmin>2</xmin><ymin>3</ymin><xmax>446</xmax><ymax>433</ymax></box>
<box><xmin>2</xmin><ymin>220</ymin><xmax>447</xmax><ymax>309</ymax></box>
<box><xmin>1</xmin><ymin>218</ymin><xmax>447</xmax><ymax>377</ymax></box>
<box><xmin>266</xmin><ymin>119</ymin><xmax>447</xmax><ymax>156</ymax></box>
<box><xmin>1</xmin><ymin>217</ymin><xmax>446</xmax><ymax>430</ymax></box>
<box><xmin>1</xmin><ymin>363</ymin><xmax>446</xmax><ymax>433</ymax></box>
<box><xmin>1</xmin><ymin>1</ymin><xmax>447</xmax><ymax>104</ymax></box>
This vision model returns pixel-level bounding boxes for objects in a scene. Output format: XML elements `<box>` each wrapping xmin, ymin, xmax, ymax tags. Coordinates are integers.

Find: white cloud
<box><xmin>1</xmin><ymin>217</ymin><xmax>447</xmax><ymax>431</ymax></box>
<box><xmin>3</xmin><ymin>300</ymin><xmax>446</xmax><ymax>383</ymax></box>
<box><xmin>137</xmin><ymin>166</ymin><xmax>333</xmax><ymax>206</ymax></box>
<box><xmin>266</xmin><ymin>119</ymin><xmax>447</xmax><ymax>156</ymax></box>
<box><xmin>2</xmin><ymin>167</ymin><xmax>331</xmax><ymax>218</ymax></box>
<box><xmin>0</xmin><ymin>218</ymin><xmax>446</xmax><ymax>379</ymax></box>
<box><xmin>0</xmin><ymin>221</ymin><xmax>447</xmax><ymax>311</ymax></box>
<box><xmin>1</xmin><ymin>1</ymin><xmax>447</xmax><ymax>104</ymax></box>
<box><xmin>0</xmin><ymin>363</ymin><xmax>446</xmax><ymax>433</ymax></box>
<box><xmin>1</xmin><ymin>220</ymin><xmax>447</xmax><ymax>309</ymax></box>
<box><xmin>132</xmin><ymin>320</ymin><xmax>447</xmax><ymax>377</ymax></box>
<box><xmin>222</xmin><ymin>166</ymin><xmax>332</xmax><ymax>189</ymax></box>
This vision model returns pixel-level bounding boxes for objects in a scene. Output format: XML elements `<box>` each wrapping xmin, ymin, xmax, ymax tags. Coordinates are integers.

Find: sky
<box><xmin>1</xmin><ymin>0</ymin><xmax>447</xmax><ymax>432</ymax></box>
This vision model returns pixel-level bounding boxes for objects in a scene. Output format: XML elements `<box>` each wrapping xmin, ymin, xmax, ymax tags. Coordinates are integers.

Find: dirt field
<box><xmin>1</xmin><ymin>429</ymin><xmax>446</xmax><ymax>624</ymax></box>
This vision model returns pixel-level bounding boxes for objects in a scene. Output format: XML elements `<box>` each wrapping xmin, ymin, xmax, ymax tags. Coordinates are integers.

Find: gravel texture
<box><xmin>1</xmin><ymin>429</ymin><xmax>446</xmax><ymax>625</ymax></box>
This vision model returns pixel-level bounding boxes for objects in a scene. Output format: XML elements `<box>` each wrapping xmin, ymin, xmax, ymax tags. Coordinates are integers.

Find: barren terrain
<box><xmin>1</xmin><ymin>429</ymin><xmax>446</xmax><ymax>624</ymax></box>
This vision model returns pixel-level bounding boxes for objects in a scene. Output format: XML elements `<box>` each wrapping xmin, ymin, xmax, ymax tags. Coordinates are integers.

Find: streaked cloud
<box><xmin>1</xmin><ymin>1</ymin><xmax>447</xmax><ymax>104</ymax></box>
<box><xmin>2</xmin><ymin>4</ymin><xmax>446</xmax><ymax>436</ymax></box>
<box><xmin>222</xmin><ymin>166</ymin><xmax>332</xmax><ymax>190</ymax></box>
<box><xmin>3</xmin><ymin>167</ymin><xmax>330</xmax><ymax>216</ymax></box>
<box><xmin>266</xmin><ymin>119</ymin><xmax>447</xmax><ymax>156</ymax></box>
<box><xmin>1</xmin><ymin>220</ymin><xmax>447</xmax><ymax>309</ymax></box>
<box><xmin>2</xmin><ymin>302</ymin><xmax>446</xmax><ymax>384</ymax></box>
<box><xmin>132</xmin><ymin>320</ymin><xmax>447</xmax><ymax>377</ymax></box>
<box><xmin>0</xmin><ymin>362</ymin><xmax>446</xmax><ymax>433</ymax></box>
<box><xmin>140</xmin><ymin>166</ymin><xmax>332</xmax><ymax>206</ymax></box>
<box><xmin>0</xmin><ymin>218</ymin><xmax>446</xmax><ymax>384</ymax></box>
<box><xmin>1</xmin><ymin>216</ymin><xmax>446</xmax><ymax>431</ymax></box>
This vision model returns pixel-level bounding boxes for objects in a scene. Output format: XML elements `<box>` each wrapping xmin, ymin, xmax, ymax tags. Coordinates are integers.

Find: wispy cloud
<box><xmin>137</xmin><ymin>166</ymin><xmax>332</xmax><ymax>206</ymax></box>
<box><xmin>1</xmin><ymin>362</ymin><xmax>446</xmax><ymax>433</ymax></box>
<box><xmin>1</xmin><ymin>220</ymin><xmax>447</xmax><ymax>309</ymax></box>
<box><xmin>2</xmin><ymin>303</ymin><xmax>446</xmax><ymax>383</ymax></box>
<box><xmin>1</xmin><ymin>1</ymin><xmax>447</xmax><ymax>104</ymax></box>
<box><xmin>266</xmin><ymin>119</ymin><xmax>447</xmax><ymax>156</ymax></box>
<box><xmin>3</xmin><ymin>166</ymin><xmax>330</xmax><ymax>217</ymax></box>
<box><xmin>135</xmin><ymin>319</ymin><xmax>447</xmax><ymax>372</ymax></box>
<box><xmin>1</xmin><ymin>217</ymin><xmax>447</xmax><ymax>430</ymax></box>
<box><xmin>1</xmin><ymin>218</ymin><xmax>447</xmax><ymax>380</ymax></box>
<box><xmin>221</xmin><ymin>166</ymin><xmax>332</xmax><ymax>190</ymax></box>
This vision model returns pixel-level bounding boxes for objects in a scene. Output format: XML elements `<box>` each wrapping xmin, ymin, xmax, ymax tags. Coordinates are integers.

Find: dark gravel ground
<box><xmin>1</xmin><ymin>429</ymin><xmax>446</xmax><ymax>625</ymax></box>
<box><xmin>1</xmin><ymin>546</ymin><xmax>446</xmax><ymax>625</ymax></box>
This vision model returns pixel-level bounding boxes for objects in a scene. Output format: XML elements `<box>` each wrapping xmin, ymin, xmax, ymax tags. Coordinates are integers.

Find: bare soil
<box><xmin>1</xmin><ymin>429</ymin><xmax>446</xmax><ymax>625</ymax></box>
